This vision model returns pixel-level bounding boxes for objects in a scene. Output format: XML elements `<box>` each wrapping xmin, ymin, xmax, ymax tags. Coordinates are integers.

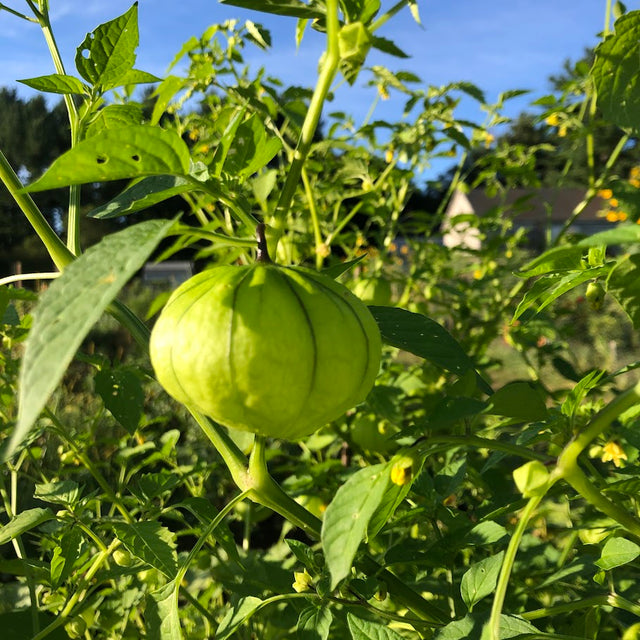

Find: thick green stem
<box><xmin>274</xmin><ymin>0</ymin><xmax>340</xmax><ymax>225</ymax></box>
<box><xmin>0</xmin><ymin>149</ymin><xmax>74</xmax><ymax>270</ymax></box>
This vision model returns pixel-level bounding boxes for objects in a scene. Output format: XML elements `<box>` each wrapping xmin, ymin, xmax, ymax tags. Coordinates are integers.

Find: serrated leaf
<box><xmin>75</xmin><ymin>3</ymin><xmax>139</xmax><ymax>89</ymax></box>
<box><xmin>0</xmin><ymin>508</ymin><xmax>54</xmax><ymax>546</ymax></box>
<box><xmin>34</xmin><ymin>481</ymin><xmax>81</xmax><ymax>506</ymax></box>
<box><xmin>18</xmin><ymin>74</ymin><xmax>86</xmax><ymax>95</ymax></box>
<box><xmin>94</xmin><ymin>366</ymin><xmax>144</xmax><ymax>433</ymax></box>
<box><xmin>5</xmin><ymin>219</ymin><xmax>172</xmax><ymax>460</ymax></box>
<box><xmin>215</xmin><ymin>596</ymin><xmax>263</xmax><ymax>640</ymax></box>
<box><xmin>146</xmin><ymin>580</ymin><xmax>181</xmax><ymax>640</ymax></box>
<box><xmin>25</xmin><ymin>126</ymin><xmax>190</xmax><ymax>192</ymax></box>
<box><xmin>113</xmin><ymin>521</ymin><xmax>178</xmax><ymax>578</ymax></box>
<box><xmin>460</xmin><ymin>552</ymin><xmax>504</xmax><ymax>611</ymax></box>
<box><xmin>592</xmin><ymin>11</ymin><xmax>640</xmax><ymax>130</ymax></box>
<box><xmin>346</xmin><ymin>612</ymin><xmax>406</xmax><ymax>639</ymax></box>
<box><xmin>322</xmin><ymin>464</ymin><xmax>389</xmax><ymax>589</ymax></box>
<box><xmin>596</xmin><ymin>536</ymin><xmax>640</xmax><ymax>570</ymax></box>
<box><xmin>297</xmin><ymin>606</ymin><xmax>332</xmax><ymax>640</ymax></box>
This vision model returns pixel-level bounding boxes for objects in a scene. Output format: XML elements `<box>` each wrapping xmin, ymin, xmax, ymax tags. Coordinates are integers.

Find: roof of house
<box><xmin>447</xmin><ymin>187</ymin><xmax>608</xmax><ymax>224</ymax></box>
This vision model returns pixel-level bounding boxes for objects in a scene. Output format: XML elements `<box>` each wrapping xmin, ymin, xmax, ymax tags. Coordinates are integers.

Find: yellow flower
<box><xmin>606</xmin><ymin>210</ymin><xmax>619</xmax><ymax>222</ymax></box>
<box><xmin>545</xmin><ymin>113</ymin><xmax>561</xmax><ymax>126</ymax></box>
<box><xmin>598</xmin><ymin>189</ymin><xmax>613</xmax><ymax>200</ymax></box>
<box><xmin>316</xmin><ymin>243</ymin><xmax>331</xmax><ymax>258</ymax></box>
<box><xmin>378</xmin><ymin>84</ymin><xmax>390</xmax><ymax>100</ymax></box>
<box><xmin>618</xmin><ymin>211</ymin><xmax>628</xmax><ymax>221</ymax></box>
<box><xmin>388</xmin><ymin>241</ymin><xmax>397</xmax><ymax>253</ymax></box>
<box><xmin>558</xmin><ymin>125</ymin><xmax>568</xmax><ymax>138</ymax></box>
<box><xmin>292</xmin><ymin>569</ymin><xmax>313</xmax><ymax>593</ymax></box>
<box><xmin>400</xmin><ymin>245</ymin><xmax>409</xmax><ymax>255</ymax></box>
<box><xmin>601</xmin><ymin>441</ymin><xmax>627</xmax><ymax>468</ymax></box>
<box><xmin>484</xmin><ymin>132</ymin><xmax>495</xmax><ymax>148</ymax></box>
<box><xmin>473</xmin><ymin>268</ymin><xmax>483</xmax><ymax>280</ymax></box>
<box><xmin>630</xmin><ymin>166</ymin><xmax>640</xmax><ymax>178</ymax></box>
<box><xmin>385</xmin><ymin>148</ymin><xmax>394</xmax><ymax>163</ymax></box>
<box><xmin>609</xmin><ymin>198</ymin><xmax>619</xmax><ymax>207</ymax></box>
<box><xmin>630</xmin><ymin>178</ymin><xmax>640</xmax><ymax>188</ymax></box>
<box><xmin>391</xmin><ymin>458</ymin><xmax>413</xmax><ymax>486</ymax></box>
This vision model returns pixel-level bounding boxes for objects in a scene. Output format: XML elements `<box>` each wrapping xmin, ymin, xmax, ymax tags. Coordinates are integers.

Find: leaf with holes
<box><xmin>75</xmin><ymin>3</ymin><xmax>139</xmax><ymax>89</ymax></box>
<box><xmin>25</xmin><ymin>126</ymin><xmax>190</xmax><ymax>192</ymax></box>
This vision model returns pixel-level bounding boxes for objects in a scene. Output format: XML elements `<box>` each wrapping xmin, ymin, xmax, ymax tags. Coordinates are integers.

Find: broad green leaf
<box><xmin>146</xmin><ymin>580</ymin><xmax>181</xmax><ymax>640</ymax></box>
<box><xmin>85</xmin><ymin>104</ymin><xmax>144</xmax><ymax>138</ymax></box>
<box><xmin>425</xmin><ymin>396</ymin><xmax>488</xmax><ymax>431</ymax></box>
<box><xmin>94</xmin><ymin>366</ymin><xmax>144</xmax><ymax>433</ymax></box>
<box><xmin>595</xmin><ymin>536</ymin><xmax>640</xmax><ymax>570</ymax></box>
<box><xmin>592</xmin><ymin>11</ymin><xmax>640</xmax><ymax>130</ymax></box>
<box><xmin>460</xmin><ymin>552</ymin><xmax>504</xmax><ymax>611</ymax></box>
<box><xmin>113</xmin><ymin>521</ymin><xmax>178</xmax><ymax>578</ymax></box>
<box><xmin>34</xmin><ymin>481</ymin><xmax>81</xmax><ymax>506</ymax></box>
<box><xmin>608</xmin><ymin>253</ymin><xmax>640</xmax><ymax>328</ymax></box>
<box><xmin>6</xmin><ymin>219</ymin><xmax>172</xmax><ymax>460</ymax></box>
<box><xmin>219</xmin><ymin>0</ymin><xmax>325</xmax><ymax>20</ymax></box>
<box><xmin>75</xmin><ymin>3</ymin><xmax>139</xmax><ymax>89</ymax></box>
<box><xmin>297</xmin><ymin>606</ymin><xmax>332</xmax><ymax>640</ymax></box>
<box><xmin>433</xmin><ymin>614</ymin><xmax>538</xmax><ymax>639</ymax></box>
<box><xmin>88</xmin><ymin>175</ymin><xmax>192</xmax><ymax>219</ymax></box>
<box><xmin>118</xmin><ymin>68</ymin><xmax>161</xmax><ymax>86</ymax></box>
<box><xmin>0</xmin><ymin>508</ymin><xmax>54</xmax><ymax>546</ymax></box>
<box><xmin>370</xmin><ymin>306</ymin><xmax>474</xmax><ymax>376</ymax></box>
<box><xmin>215</xmin><ymin>596</ymin><xmax>263</xmax><ymax>640</ymax></box>
<box><xmin>485</xmin><ymin>381</ymin><xmax>547</xmax><ymax>421</ymax></box>
<box><xmin>518</xmin><ymin>246</ymin><xmax>584</xmax><ymax>277</ymax></box>
<box><xmin>18</xmin><ymin>74</ymin><xmax>86</xmax><ymax>95</ymax></box>
<box><xmin>346</xmin><ymin>612</ymin><xmax>406</xmax><ymax>639</ymax></box>
<box><xmin>322</xmin><ymin>463</ymin><xmax>389</xmax><ymax>589</ymax></box>
<box><xmin>513</xmin><ymin>461</ymin><xmax>550</xmax><ymax>498</ymax></box>
<box><xmin>25</xmin><ymin>126</ymin><xmax>190</xmax><ymax>191</ymax></box>
<box><xmin>50</xmin><ymin>528</ymin><xmax>82</xmax><ymax>588</ymax></box>
<box><xmin>466</xmin><ymin>521</ymin><xmax>508</xmax><ymax>546</ymax></box>
<box><xmin>222</xmin><ymin>113</ymin><xmax>282</xmax><ymax>179</ymax></box>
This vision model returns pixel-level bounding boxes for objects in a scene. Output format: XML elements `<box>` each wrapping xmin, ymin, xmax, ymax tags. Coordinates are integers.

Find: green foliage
<box><xmin>2</xmin><ymin>2</ymin><xmax>640</xmax><ymax>640</ymax></box>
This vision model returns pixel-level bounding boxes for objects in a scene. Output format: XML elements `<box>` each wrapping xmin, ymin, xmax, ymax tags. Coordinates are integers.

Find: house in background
<box><xmin>442</xmin><ymin>187</ymin><xmax>611</xmax><ymax>251</ymax></box>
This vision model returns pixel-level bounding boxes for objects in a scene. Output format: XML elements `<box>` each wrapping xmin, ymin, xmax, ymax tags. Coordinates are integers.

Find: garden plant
<box><xmin>3</xmin><ymin>0</ymin><xmax>640</xmax><ymax>638</ymax></box>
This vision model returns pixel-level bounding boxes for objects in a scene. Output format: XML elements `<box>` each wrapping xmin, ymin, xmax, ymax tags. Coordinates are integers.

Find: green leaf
<box><xmin>94</xmin><ymin>366</ymin><xmax>144</xmax><ymax>433</ymax></box>
<box><xmin>561</xmin><ymin>369</ymin><xmax>606</xmax><ymax>421</ymax></box>
<box><xmin>595</xmin><ymin>536</ymin><xmax>640</xmax><ymax>570</ymax></box>
<box><xmin>322</xmin><ymin>463</ymin><xmax>389</xmax><ymax>589</ymax></box>
<box><xmin>485</xmin><ymin>381</ymin><xmax>547</xmax><ymax>421</ymax></box>
<box><xmin>370</xmin><ymin>307</ymin><xmax>474</xmax><ymax>376</ymax></box>
<box><xmin>592</xmin><ymin>11</ymin><xmax>640</xmax><ymax>130</ymax></box>
<box><xmin>346</xmin><ymin>612</ymin><xmax>406</xmax><ymax>639</ymax></box>
<box><xmin>433</xmin><ymin>614</ymin><xmax>538</xmax><ymax>639</ymax></box>
<box><xmin>215</xmin><ymin>596</ymin><xmax>263</xmax><ymax>640</ymax></box>
<box><xmin>5</xmin><ymin>219</ymin><xmax>172</xmax><ymax>460</ymax></box>
<box><xmin>88</xmin><ymin>175</ymin><xmax>192</xmax><ymax>219</ymax></box>
<box><xmin>297</xmin><ymin>606</ymin><xmax>332</xmax><ymax>640</ymax></box>
<box><xmin>466</xmin><ymin>521</ymin><xmax>508</xmax><ymax>547</ymax></box>
<box><xmin>113</xmin><ymin>521</ymin><xmax>178</xmax><ymax>578</ymax></box>
<box><xmin>25</xmin><ymin>126</ymin><xmax>190</xmax><ymax>191</ymax></box>
<box><xmin>146</xmin><ymin>580</ymin><xmax>181</xmax><ymax>640</ymax></box>
<box><xmin>513</xmin><ymin>461</ymin><xmax>550</xmax><ymax>498</ymax></box>
<box><xmin>518</xmin><ymin>246</ymin><xmax>585</xmax><ymax>278</ymax></box>
<box><xmin>50</xmin><ymin>527</ymin><xmax>83</xmax><ymax>588</ymax></box>
<box><xmin>219</xmin><ymin>0</ymin><xmax>325</xmax><ymax>19</ymax></box>
<box><xmin>608</xmin><ymin>253</ymin><xmax>640</xmax><ymax>328</ymax></box>
<box><xmin>34</xmin><ymin>481</ymin><xmax>82</xmax><ymax>506</ymax></box>
<box><xmin>460</xmin><ymin>551</ymin><xmax>504</xmax><ymax>611</ymax></box>
<box><xmin>222</xmin><ymin>113</ymin><xmax>282</xmax><ymax>179</ymax></box>
<box><xmin>18</xmin><ymin>74</ymin><xmax>86</xmax><ymax>95</ymax></box>
<box><xmin>85</xmin><ymin>104</ymin><xmax>144</xmax><ymax>138</ymax></box>
<box><xmin>75</xmin><ymin>3</ymin><xmax>139</xmax><ymax>89</ymax></box>
<box><xmin>0</xmin><ymin>508</ymin><xmax>54</xmax><ymax>546</ymax></box>
<box><xmin>371</xmin><ymin>35</ymin><xmax>408</xmax><ymax>59</ymax></box>
<box><xmin>118</xmin><ymin>68</ymin><xmax>161</xmax><ymax>86</ymax></box>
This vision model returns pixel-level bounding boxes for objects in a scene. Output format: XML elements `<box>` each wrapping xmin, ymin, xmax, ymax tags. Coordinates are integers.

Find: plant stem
<box><xmin>0</xmin><ymin>149</ymin><xmax>74</xmax><ymax>270</ymax></box>
<box><xmin>274</xmin><ymin>0</ymin><xmax>340</xmax><ymax>228</ymax></box>
<box><xmin>489</xmin><ymin>493</ymin><xmax>544</xmax><ymax>640</ymax></box>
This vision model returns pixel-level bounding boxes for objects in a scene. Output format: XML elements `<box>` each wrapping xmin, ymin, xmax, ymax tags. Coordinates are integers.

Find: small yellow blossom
<box><xmin>473</xmin><ymin>268</ymin><xmax>483</xmax><ymax>280</ymax></box>
<box><xmin>378</xmin><ymin>84</ymin><xmax>390</xmax><ymax>100</ymax></box>
<box><xmin>609</xmin><ymin>197</ymin><xmax>619</xmax><ymax>207</ymax></box>
<box><xmin>292</xmin><ymin>569</ymin><xmax>313</xmax><ymax>593</ymax></box>
<box><xmin>598</xmin><ymin>189</ymin><xmax>613</xmax><ymax>200</ymax></box>
<box><xmin>601</xmin><ymin>441</ymin><xmax>627</xmax><ymax>468</ymax></box>
<box><xmin>545</xmin><ymin>113</ymin><xmax>561</xmax><ymax>126</ymax></box>
<box><xmin>385</xmin><ymin>148</ymin><xmax>394</xmax><ymax>163</ymax></box>
<box><xmin>391</xmin><ymin>458</ymin><xmax>413</xmax><ymax>486</ymax></box>
<box><xmin>484</xmin><ymin>132</ymin><xmax>495</xmax><ymax>148</ymax></box>
<box><xmin>316</xmin><ymin>243</ymin><xmax>331</xmax><ymax>258</ymax></box>
<box><xmin>558</xmin><ymin>125</ymin><xmax>568</xmax><ymax>138</ymax></box>
<box><xmin>630</xmin><ymin>178</ymin><xmax>640</xmax><ymax>188</ymax></box>
<box><xmin>188</xmin><ymin>130</ymin><xmax>199</xmax><ymax>141</ymax></box>
<box><xmin>630</xmin><ymin>166</ymin><xmax>640</xmax><ymax>178</ymax></box>
<box><xmin>618</xmin><ymin>211</ymin><xmax>628</xmax><ymax>221</ymax></box>
<box><xmin>400</xmin><ymin>245</ymin><xmax>409</xmax><ymax>256</ymax></box>
<box><xmin>388</xmin><ymin>241</ymin><xmax>397</xmax><ymax>253</ymax></box>
<box><xmin>606</xmin><ymin>210</ymin><xmax>619</xmax><ymax>222</ymax></box>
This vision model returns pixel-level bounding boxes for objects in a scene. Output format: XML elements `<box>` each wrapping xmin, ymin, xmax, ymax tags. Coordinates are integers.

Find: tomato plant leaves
<box><xmin>5</xmin><ymin>219</ymin><xmax>172</xmax><ymax>460</ymax></box>
<box><xmin>321</xmin><ymin>463</ymin><xmax>389</xmax><ymax>589</ymax></box>
<box><xmin>25</xmin><ymin>126</ymin><xmax>190</xmax><ymax>192</ymax></box>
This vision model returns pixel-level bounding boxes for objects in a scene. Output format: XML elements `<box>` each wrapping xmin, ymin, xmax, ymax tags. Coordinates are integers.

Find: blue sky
<box><xmin>0</xmin><ymin>0</ymin><xmax>636</xmax><ymax>180</ymax></box>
